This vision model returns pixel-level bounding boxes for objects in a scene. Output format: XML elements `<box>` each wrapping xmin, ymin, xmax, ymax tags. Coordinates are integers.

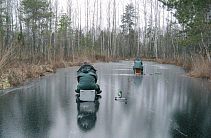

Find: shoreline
<box><xmin>0</xmin><ymin>57</ymin><xmax>210</xmax><ymax>90</ymax></box>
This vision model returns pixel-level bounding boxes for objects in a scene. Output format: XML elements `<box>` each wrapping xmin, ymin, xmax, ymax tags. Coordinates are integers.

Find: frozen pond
<box><xmin>0</xmin><ymin>61</ymin><xmax>211</xmax><ymax>138</ymax></box>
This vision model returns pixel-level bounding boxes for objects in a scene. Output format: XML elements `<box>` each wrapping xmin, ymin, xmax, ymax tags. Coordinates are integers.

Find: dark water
<box><xmin>0</xmin><ymin>61</ymin><xmax>211</xmax><ymax>138</ymax></box>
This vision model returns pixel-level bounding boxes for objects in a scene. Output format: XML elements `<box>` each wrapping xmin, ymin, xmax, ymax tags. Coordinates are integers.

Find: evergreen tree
<box><xmin>159</xmin><ymin>0</ymin><xmax>211</xmax><ymax>60</ymax></box>
<box><xmin>121</xmin><ymin>3</ymin><xmax>136</xmax><ymax>34</ymax></box>
<box><xmin>121</xmin><ymin>3</ymin><xmax>137</xmax><ymax>57</ymax></box>
<box><xmin>0</xmin><ymin>0</ymin><xmax>5</xmax><ymax>51</ymax></box>
<box><xmin>19</xmin><ymin>0</ymin><xmax>52</xmax><ymax>57</ymax></box>
<box><xmin>58</xmin><ymin>14</ymin><xmax>71</xmax><ymax>60</ymax></box>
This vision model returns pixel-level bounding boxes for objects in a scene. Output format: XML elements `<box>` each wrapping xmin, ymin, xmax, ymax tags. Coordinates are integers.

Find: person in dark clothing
<box><xmin>133</xmin><ymin>58</ymin><xmax>143</xmax><ymax>74</ymax></box>
<box><xmin>77</xmin><ymin>62</ymin><xmax>97</xmax><ymax>74</ymax></box>
<box><xmin>75</xmin><ymin>62</ymin><xmax>102</xmax><ymax>94</ymax></box>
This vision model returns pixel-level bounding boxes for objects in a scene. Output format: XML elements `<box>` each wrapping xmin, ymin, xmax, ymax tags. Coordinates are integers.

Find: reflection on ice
<box><xmin>151</xmin><ymin>64</ymin><xmax>169</xmax><ymax>69</ymax></box>
<box><xmin>0</xmin><ymin>61</ymin><xmax>211</xmax><ymax>138</ymax></box>
<box><xmin>110</xmin><ymin>74</ymin><xmax>137</xmax><ymax>76</ymax></box>
<box><xmin>113</xmin><ymin>69</ymin><xmax>133</xmax><ymax>70</ymax></box>
<box><xmin>76</xmin><ymin>94</ymin><xmax>101</xmax><ymax>132</ymax></box>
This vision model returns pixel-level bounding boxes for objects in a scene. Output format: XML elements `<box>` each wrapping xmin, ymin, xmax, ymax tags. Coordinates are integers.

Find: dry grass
<box><xmin>187</xmin><ymin>58</ymin><xmax>211</xmax><ymax>79</ymax></box>
<box><xmin>0</xmin><ymin>62</ymin><xmax>66</xmax><ymax>88</ymax></box>
<box><xmin>157</xmin><ymin>58</ymin><xmax>193</xmax><ymax>71</ymax></box>
<box><xmin>6</xmin><ymin>64</ymin><xmax>45</xmax><ymax>86</ymax></box>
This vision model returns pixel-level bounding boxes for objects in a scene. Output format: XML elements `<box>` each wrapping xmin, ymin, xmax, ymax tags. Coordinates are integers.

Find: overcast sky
<box><xmin>55</xmin><ymin>0</ymin><xmax>171</xmax><ymax>30</ymax></box>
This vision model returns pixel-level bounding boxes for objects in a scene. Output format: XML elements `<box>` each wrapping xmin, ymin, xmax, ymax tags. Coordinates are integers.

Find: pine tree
<box><xmin>0</xmin><ymin>0</ymin><xmax>5</xmax><ymax>56</ymax></box>
<box><xmin>19</xmin><ymin>0</ymin><xmax>52</xmax><ymax>58</ymax></box>
<box><xmin>58</xmin><ymin>14</ymin><xmax>71</xmax><ymax>60</ymax></box>
<box><xmin>121</xmin><ymin>3</ymin><xmax>137</xmax><ymax>57</ymax></box>
<box><xmin>159</xmin><ymin>0</ymin><xmax>211</xmax><ymax>61</ymax></box>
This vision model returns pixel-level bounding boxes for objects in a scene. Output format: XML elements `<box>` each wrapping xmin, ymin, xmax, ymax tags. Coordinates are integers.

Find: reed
<box><xmin>187</xmin><ymin>57</ymin><xmax>211</xmax><ymax>79</ymax></box>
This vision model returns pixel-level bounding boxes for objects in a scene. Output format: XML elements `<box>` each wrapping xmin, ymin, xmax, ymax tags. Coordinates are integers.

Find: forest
<box><xmin>0</xmin><ymin>0</ymin><xmax>210</xmax><ymax>88</ymax></box>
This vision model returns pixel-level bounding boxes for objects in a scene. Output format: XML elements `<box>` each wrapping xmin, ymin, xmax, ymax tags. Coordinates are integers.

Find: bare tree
<box><xmin>154</xmin><ymin>0</ymin><xmax>158</xmax><ymax>59</ymax></box>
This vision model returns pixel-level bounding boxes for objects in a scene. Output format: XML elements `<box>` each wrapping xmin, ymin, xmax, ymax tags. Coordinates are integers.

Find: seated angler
<box><xmin>133</xmin><ymin>58</ymin><xmax>143</xmax><ymax>74</ymax></box>
<box><xmin>75</xmin><ymin>62</ymin><xmax>102</xmax><ymax>94</ymax></box>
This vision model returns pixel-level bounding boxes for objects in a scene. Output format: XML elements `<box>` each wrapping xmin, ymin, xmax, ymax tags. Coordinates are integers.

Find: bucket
<box><xmin>135</xmin><ymin>69</ymin><xmax>141</xmax><ymax>74</ymax></box>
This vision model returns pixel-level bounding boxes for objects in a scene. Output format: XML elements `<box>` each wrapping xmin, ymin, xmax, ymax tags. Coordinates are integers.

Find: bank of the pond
<box><xmin>0</xmin><ymin>56</ymin><xmax>210</xmax><ymax>90</ymax></box>
<box><xmin>0</xmin><ymin>61</ymin><xmax>70</xmax><ymax>89</ymax></box>
<box><xmin>155</xmin><ymin>58</ymin><xmax>211</xmax><ymax>82</ymax></box>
